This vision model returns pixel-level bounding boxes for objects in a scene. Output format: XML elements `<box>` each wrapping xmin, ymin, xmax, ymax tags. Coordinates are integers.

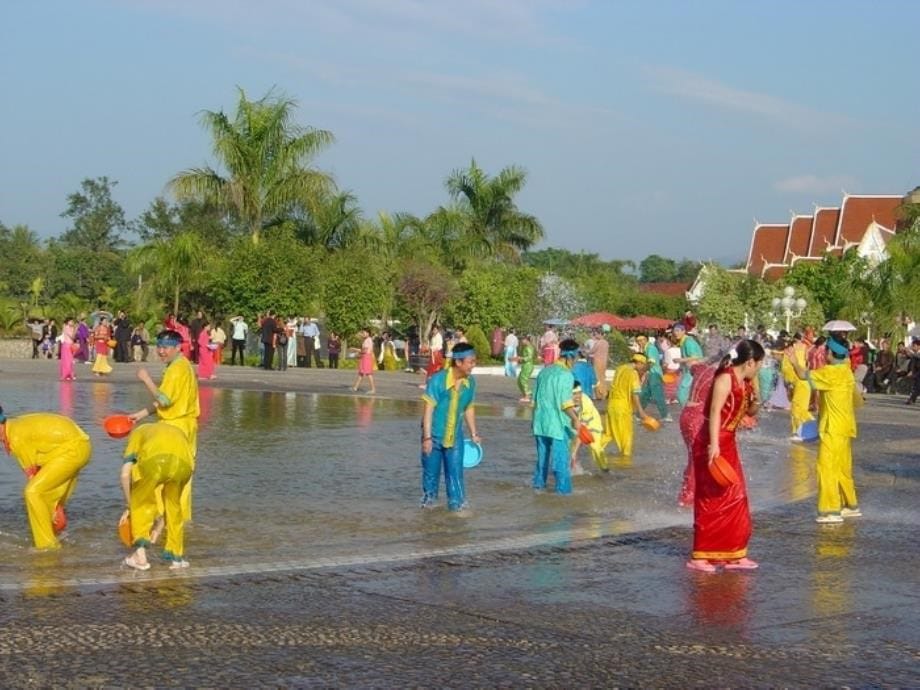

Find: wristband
<box><xmin>422</xmin><ymin>437</ymin><xmax>432</xmax><ymax>441</ymax></box>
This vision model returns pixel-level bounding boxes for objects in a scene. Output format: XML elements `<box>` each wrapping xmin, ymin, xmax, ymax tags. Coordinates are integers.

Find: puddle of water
<box><xmin>0</xmin><ymin>379</ymin><xmax>815</xmax><ymax>588</ymax></box>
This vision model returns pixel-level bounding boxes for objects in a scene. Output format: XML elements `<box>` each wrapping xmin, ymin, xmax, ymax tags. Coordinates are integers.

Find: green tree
<box><xmin>170</xmin><ymin>88</ymin><xmax>335</xmax><ymax>245</ymax></box>
<box><xmin>135</xmin><ymin>197</ymin><xmax>234</xmax><ymax>245</ymax></box>
<box><xmin>785</xmin><ymin>249</ymin><xmax>868</xmax><ymax>319</ymax></box>
<box><xmin>126</xmin><ymin>232</ymin><xmax>210</xmax><ymax>315</ymax></box>
<box><xmin>59</xmin><ymin>177</ymin><xmax>127</xmax><ymax>252</ymax></box>
<box><xmin>638</xmin><ymin>254</ymin><xmax>677</xmax><ymax>283</ymax></box>
<box><xmin>397</xmin><ymin>259</ymin><xmax>459</xmax><ymax>338</ymax></box>
<box><xmin>209</xmin><ymin>233</ymin><xmax>322</xmax><ymax>317</ymax></box>
<box><xmin>0</xmin><ymin>223</ymin><xmax>45</xmax><ymax>299</ymax></box>
<box><xmin>320</xmin><ymin>247</ymin><xmax>388</xmax><ymax>338</ymax></box>
<box><xmin>291</xmin><ymin>191</ymin><xmax>363</xmax><ymax>249</ymax></box>
<box><xmin>442</xmin><ymin>262</ymin><xmax>539</xmax><ymax>331</ymax></box>
<box><xmin>427</xmin><ymin>159</ymin><xmax>543</xmax><ymax>265</ymax></box>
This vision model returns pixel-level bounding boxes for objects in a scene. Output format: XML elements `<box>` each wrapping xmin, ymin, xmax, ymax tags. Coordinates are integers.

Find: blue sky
<box><xmin>1</xmin><ymin>0</ymin><xmax>917</xmax><ymax>264</ymax></box>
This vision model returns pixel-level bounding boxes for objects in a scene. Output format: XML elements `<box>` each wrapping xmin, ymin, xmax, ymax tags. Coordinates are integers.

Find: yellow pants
<box><xmin>24</xmin><ymin>438</ymin><xmax>91</xmax><ymax>549</ymax></box>
<box><xmin>156</xmin><ymin>420</ymin><xmax>197</xmax><ymax>521</ymax></box>
<box><xmin>816</xmin><ymin>432</ymin><xmax>858</xmax><ymax>515</ymax></box>
<box><xmin>790</xmin><ymin>379</ymin><xmax>814</xmax><ymax>434</ymax></box>
<box><xmin>604</xmin><ymin>408</ymin><xmax>635</xmax><ymax>457</ymax></box>
<box><xmin>131</xmin><ymin>452</ymin><xmax>193</xmax><ymax>558</ymax></box>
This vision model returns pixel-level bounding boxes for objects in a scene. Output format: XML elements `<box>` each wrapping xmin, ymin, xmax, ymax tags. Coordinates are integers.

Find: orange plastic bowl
<box><xmin>662</xmin><ymin>372</ymin><xmax>678</xmax><ymax>384</ymax></box>
<box><xmin>70</xmin><ymin>342</ymin><xmax>80</xmax><ymax>354</ymax></box>
<box><xmin>577</xmin><ymin>424</ymin><xmax>594</xmax><ymax>445</ymax></box>
<box><xmin>641</xmin><ymin>417</ymin><xmax>661</xmax><ymax>432</ymax></box>
<box><xmin>103</xmin><ymin>414</ymin><xmax>134</xmax><ymax>439</ymax></box>
<box><xmin>118</xmin><ymin>513</ymin><xmax>133</xmax><ymax>547</ymax></box>
<box><xmin>710</xmin><ymin>455</ymin><xmax>740</xmax><ymax>488</ymax></box>
<box><xmin>107</xmin><ymin>339</ymin><xmax>117</xmax><ymax>348</ymax></box>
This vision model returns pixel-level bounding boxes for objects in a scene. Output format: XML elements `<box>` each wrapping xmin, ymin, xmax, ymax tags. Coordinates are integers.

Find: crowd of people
<box><xmin>6</xmin><ymin>307</ymin><xmax>919</xmax><ymax>576</ymax></box>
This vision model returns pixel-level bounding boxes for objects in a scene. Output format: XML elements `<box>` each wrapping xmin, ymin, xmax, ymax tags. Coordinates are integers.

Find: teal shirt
<box><xmin>644</xmin><ymin>342</ymin><xmax>663</xmax><ymax>375</ymax></box>
<box><xmin>531</xmin><ymin>362</ymin><xmax>576</xmax><ymax>440</ymax></box>
<box><xmin>422</xmin><ymin>367</ymin><xmax>476</xmax><ymax>448</ymax></box>
<box><xmin>680</xmin><ymin>336</ymin><xmax>703</xmax><ymax>372</ymax></box>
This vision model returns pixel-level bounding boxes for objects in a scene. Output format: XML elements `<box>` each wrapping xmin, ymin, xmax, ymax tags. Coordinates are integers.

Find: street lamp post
<box><xmin>771</xmin><ymin>286</ymin><xmax>807</xmax><ymax>333</ymax></box>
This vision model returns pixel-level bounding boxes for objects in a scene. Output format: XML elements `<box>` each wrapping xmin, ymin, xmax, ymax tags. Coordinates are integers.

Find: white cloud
<box><xmin>773</xmin><ymin>175</ymin><xmax>860</xmax><ymax>195</ymax></box>
<box><xmin>644</xmin><ymin>65</ymin><xmax>851</xmax><ymax>130</ymax></box>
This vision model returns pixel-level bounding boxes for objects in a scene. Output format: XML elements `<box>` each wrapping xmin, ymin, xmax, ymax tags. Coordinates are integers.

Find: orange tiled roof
<box><xmin>784</xmin><ymin>215</ymin><xmax>813</xmax><ymax>263</ymax></box>
<box><xmin>808</xmin><ymin>207</ymin><xmax>840</xmax><ymax>256</ymax></box>
<box><xmin>637</xmin><ymin>282</ymin><xmax>692</xmax><ymax>297</ymax></box>
<box><xmin>746</xmin><ymin>224</ymin><xmax>789</xmax><ymax>276</ymax></box>
<box><xmin>834</xmin><ymin>195</ymin><xmax>901</xmax><ymax>247</ymax></box>
<box><xmin>762</xmin><ymin>264</ymin><xmax>787</xmax><ymax>282</ymax></box>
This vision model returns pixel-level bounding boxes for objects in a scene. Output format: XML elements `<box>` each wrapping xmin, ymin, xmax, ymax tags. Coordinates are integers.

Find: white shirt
<box><xmin>231</xmin><ymin>320</ymin><xmax>248</xmax><ymax>340</ymax></box>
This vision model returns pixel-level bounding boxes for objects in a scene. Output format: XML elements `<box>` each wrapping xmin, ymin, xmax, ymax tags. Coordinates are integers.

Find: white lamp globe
<box><xmin>795</xmin><ymin>298</ymin><xmax>807</xmax><ymax>310</ymax></box>
<box><xmin>781</xmin><ymin>297</ymin><xmax>793</xmax><ymax>309</ymax></box>
<box><xmin>771</xmin><ymin>297</ymin><xmax>782</xmax><ymax>309</ymax></box>
<box><xmin>783</xmin><ymin>286</ymin><xmax>796</xmax><ymax>298</ymax></box>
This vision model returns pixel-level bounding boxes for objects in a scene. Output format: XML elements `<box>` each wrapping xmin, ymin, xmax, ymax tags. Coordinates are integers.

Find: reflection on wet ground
<box><xmin>2</xmin><ymin>378</ymin><xmax>814</xmax><ymax>588</ymax></box>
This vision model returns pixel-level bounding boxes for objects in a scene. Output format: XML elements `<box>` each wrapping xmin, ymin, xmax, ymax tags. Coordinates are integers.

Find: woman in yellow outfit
<box><xmin>128</xmin><ymin>329</ymin><xmax>200</xmax><ymax>522</ymax></box>
<box><xmin>0</xmin><ymin>407</ymin><xmax>91</xmax><ymax>549</ymax></box>
<box><xmin>121</xmin><ymin>422</ymin><xmax>194</xmax><ymax>570</ymax></box>
<box><xmin>785</xmin><ymin>335</ymin><xmax>861</xmax><ymax>524</ymax></box>
<box><xmin>570</xmin><ymin>382</ymin><xmax>608</xmax><ymax>472</ymax></box>
<box><xmin>603</xmin><ymin>353</ymin><xmax>653</xmax><ymax>457</ymax></box>
<box><xmin>781</xmin><ymin>333</ymin><xmax>814</xmax><ymax>440</ymax></box>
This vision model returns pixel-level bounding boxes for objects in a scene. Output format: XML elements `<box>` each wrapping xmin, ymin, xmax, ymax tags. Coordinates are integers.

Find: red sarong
<box><xmin>691</xmin><ymin>369</ymin><xmax>753</xmax><ymax>561</ymax></box>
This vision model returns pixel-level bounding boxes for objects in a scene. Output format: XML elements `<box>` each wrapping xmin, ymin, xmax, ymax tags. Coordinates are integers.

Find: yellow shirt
<box><xmin>124</xmin><ymin>423</ymin><xmax>194</xmax><ymax>473</ymax></box>
<box><xmin>608</xmin><ymin>364</ymin><xmax>641</xmax><ymax>414</ymax></box>
<box><xmin>156</xmin><ymin>356</ymin><xmax>200</xmax><ymax>424</ymax></box>
<box><xmin>810</xmin><ymin>364</ymin><xmax>858</xmax><ymax>438</ymax></box>
<box><xmin>781</xmin><ymin>343</ymin><xmax>807</xmax><ymax>385</ymax></box>
<box><xmin>5</xmin><ymin>413</ymin><xmax>89</xmax><ymax>470</ymax></box>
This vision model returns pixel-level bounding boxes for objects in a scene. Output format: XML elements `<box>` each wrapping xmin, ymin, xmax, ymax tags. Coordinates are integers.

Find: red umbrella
<box><xmin>570</xmin><ymin>312</ymin><xmax>628</xmax><ymax>329</ymax></box>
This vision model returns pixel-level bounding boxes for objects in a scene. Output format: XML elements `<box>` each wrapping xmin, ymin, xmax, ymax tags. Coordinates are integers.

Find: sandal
<box><xmin>723</xmin><ymin>557</ymin><xmax>759</xmax><ymax>570</ymax></box>
<box><xmin>685</xmin><ymin>559</ymin><xmax>717</xmax><ymax>573</ymax></box>
<box><xmin>123</xmin><ymin>555</ymin><xmax>151</xmax><ymax>571</ymax></box>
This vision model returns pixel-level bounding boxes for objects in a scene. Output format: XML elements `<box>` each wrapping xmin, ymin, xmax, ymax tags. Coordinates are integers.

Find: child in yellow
<box><xmin>129</xmin><ymin>329</ymin><xmax>200</xmax><ymax>522</ymax></box>
<box><xmin>0</xmin><ymin>408</ymin><xmax>91</xmax><ymax>549</ymax></box>
<box><xmin>603</xmin><ymin>354</ymin><xmax>652</xmax><ymax>457</ymax></box>
<box><xmin>785</xmin><ymin>336</ymin><xmax>861</xmax><ymax>523</ymax></box>
<box><xmin>781</xmin><ymin>334</ymin><xmax>814</xmax><ymax>439</ymax></box>
<box><xmin>121</xmin><ymin>422</ymin><xmax>194</xmax><ymax>570</ymax></box>
<box><xmin>570</xmin><ymin>382</ymin><xmax>608</xmax><ymax>473</ymax></box>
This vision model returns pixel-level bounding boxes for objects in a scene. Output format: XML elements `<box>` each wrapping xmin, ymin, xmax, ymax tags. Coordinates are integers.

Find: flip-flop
<box><xmin>685</xmin><ymin>559</ymin><xmax>717</xmax><ymax>573</ymax></box>
<box><xmin>123</xmin><ymin>556</ymin><xmax>151</xmax><ymax>571</ymax></box>
<box><xmin>723</xmin><ymin>558</ymin><xmax>759</xmax><ymax>570</ymax></box>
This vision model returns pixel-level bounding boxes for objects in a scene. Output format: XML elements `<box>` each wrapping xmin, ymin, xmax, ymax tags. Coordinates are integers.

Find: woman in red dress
<box><xmin>687</xmin><ymin>339</ymin><xmax>765</xmax><ymax>573</ymax></box>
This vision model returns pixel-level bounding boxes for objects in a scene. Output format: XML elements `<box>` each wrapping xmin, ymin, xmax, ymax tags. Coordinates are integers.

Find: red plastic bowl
<box><xmin>103</xmin><ymin>414</ymin><xmax>134</xmax><ymax>439</ymax></box>
<box><xmin>577</xmin><ymin>424</ymin><xmax>594</xmax><ymax>445</ymax></box>
<box><xmin>710</xmin><ymin>455</ymin><xmax>740</xmax><ymax>488</ymax></box>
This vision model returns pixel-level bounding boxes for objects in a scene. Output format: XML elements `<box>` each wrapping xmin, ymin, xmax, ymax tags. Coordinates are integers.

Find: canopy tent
<box><xmin>571</xmin><ymin>312</ymin><xmax>672</xmax><ymax>332</ymax></box>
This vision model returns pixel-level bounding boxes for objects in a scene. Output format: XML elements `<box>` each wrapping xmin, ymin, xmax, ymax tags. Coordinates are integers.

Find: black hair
<box><xmin>814</xmin><ymin>335</ymin><xmax>826</xmax><ymax>346</ymax></box>
<box><xmin>718</xmin><ymin>339</ymin><xmax>765</xmax><ymax>370</ymax></box>
<box><xmin>559</xmin><ymin>338</ymin><xmax>581</xmax><ymax>356</ymax></box>
<box><xmin>156</xmin><ymin>329</ymin><xmax>184</xmax><ymax>343</ymax></box>
<box><xmin>451</xmin><ymin>342</ymin><xmax>475</xmax><ymax>360</ymax></box>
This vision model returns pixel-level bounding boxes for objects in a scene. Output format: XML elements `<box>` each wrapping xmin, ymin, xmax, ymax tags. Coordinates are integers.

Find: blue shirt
<box><xmin>422</xmin><ymin>367</ymin><xmax>477</xmax><ymax>448</ymax></box>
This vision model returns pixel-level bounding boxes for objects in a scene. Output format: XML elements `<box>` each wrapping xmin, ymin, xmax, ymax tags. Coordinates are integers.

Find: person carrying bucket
<box><xmin>419</xmin><ymin>342</ymin><xmax>481</xmax><ymax>511</ymax></box>
<box><xmin>120</xmin><ymin>422</ymin><xmax>194</xmax><ymax>571</ymax></box>
<box><xmin>0</xmin><ymin>406</ymin><xmax>92</xmax><ymax>549</ymax></box>
<box><xmin>531</xmin><ymin>338</ymin><xmax>581</xmax><ymax>494</ymax></box>
<box><xmin>569</xmin><ymin>381</ymin><xmax>607</xmax><ymax>474</ymax></box>
<box><xmin>672</xmin><ymin>322</ymin><xmax>703</xmax><ymax>406</ymax></box>
<box><xmin>603</xmin><ymin>353</ymin><xmax>654</xmax><ymax>458</ymax></box>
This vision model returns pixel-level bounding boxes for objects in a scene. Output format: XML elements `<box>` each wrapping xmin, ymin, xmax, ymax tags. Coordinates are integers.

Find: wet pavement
<box><xmin>0</xmin><ymin>359</ymin><xmax>918</xmax><ymax>687</ymax></box>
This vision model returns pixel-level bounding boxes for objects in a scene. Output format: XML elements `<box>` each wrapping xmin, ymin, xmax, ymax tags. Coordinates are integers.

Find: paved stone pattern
<box><xmin>0</xmin><ymin>361</ymin><xmax>918</xmax><ymax>686</ymax></box>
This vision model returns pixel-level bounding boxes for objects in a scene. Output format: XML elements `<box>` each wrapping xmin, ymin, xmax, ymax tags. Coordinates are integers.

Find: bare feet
<box><xmin>149</xmin><ymin>516</ymin><xmax>165</xmax><ymax>545</ymax></box>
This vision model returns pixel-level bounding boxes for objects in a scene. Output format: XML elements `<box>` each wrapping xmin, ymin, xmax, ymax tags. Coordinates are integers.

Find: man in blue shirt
<box><xmin>300</xmin><ymin>317</ymin><xmax>321</xmax><ymax>368</ymax></box>
<box><xmin>420</xmin><ymin>343</ymin><xmax>481</xmax><ymax>511</ymax></box>
<box><xmin>532</xmin><ymin>338</ymin><xmax>581</xmax><ymax>494</ymax></box>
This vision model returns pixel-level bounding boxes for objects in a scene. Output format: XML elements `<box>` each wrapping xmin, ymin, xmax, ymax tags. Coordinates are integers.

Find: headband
<box><xmin>672</xmin><ymin>322</ymin><xmax>685</xmax><ymax>331</ymax></box>
<box><xmin>0</xmin><ymin>409</ymin><xmax>6</xmax><ymax>424</ymax></box>
<box><xmin>560</xmin><ymin>348</ymin><xmax>580</xmax><ymax>358</ymax></box>
<box><xmin>631</xmin><ymin>353</ymin><xmax>648</xmax><ymax>364</ymax></box>
<box><xmin>156</xmin><ymin>335</ymin><xmax>181</xmax><ymax>347</ymax></box>
<box><xmin>451</xmin><ymin>349</ymin><xmax>476</xmax><ymax>360</ymax></box>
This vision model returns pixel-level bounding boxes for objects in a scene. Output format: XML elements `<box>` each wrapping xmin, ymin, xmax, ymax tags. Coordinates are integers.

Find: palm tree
<box><xmin>293</xmin><ymin>191</ymin><xmax>363</xmax><ymax>249</ymax></box>
<box><xmin>428</xmin><ymin>159</ymin><xmax>544</xmax><ymax>265</ymax></box>
<box><xmin>126</xmin><ymin>232</ymin><xmax>208</xmax><ymax>315</ymax></box>
<box><xmin>169</xmin><ymin>88</ymin><xmax>335</xmax><ymax>245</ymax></box>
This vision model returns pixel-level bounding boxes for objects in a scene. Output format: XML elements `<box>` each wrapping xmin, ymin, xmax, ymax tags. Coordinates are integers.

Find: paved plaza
<box><xmin>0</xmin><ymin>359</ymin><xmax>918</xmax><ymax>687</ymax></box>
